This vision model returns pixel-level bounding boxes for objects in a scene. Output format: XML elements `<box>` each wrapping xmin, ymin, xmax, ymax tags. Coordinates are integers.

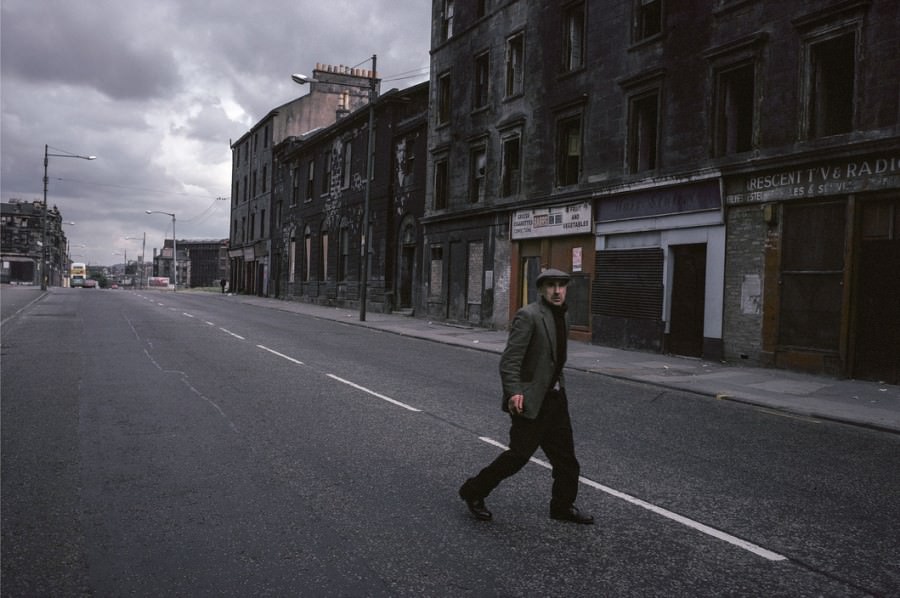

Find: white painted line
<box><xmin>204</xmin><ymin>321</ymin><xmax>215</xmax><ymax>326</ymax></box>
<box><xmin>219</xmin><ymin>327</ymin><xmax>245</xmax><ymax>340</ymax></box>
<box><xmin>478</xmin><ymin>436</ymin><xmax>787</xmax><ymax>562</ymax></box>
<box><xmin>183</xmin><ymin>312</ymin><xmax>195</xmax><ymax>318</ymax></box>
<box><xmin>326</xmin><ymin>374</ymin><xmax>421</xmax><ymax>412</ymax></box>
<box><xmin>257</xmin><ymin>345</ymin><xmax>304</xmax><ymax>365</ymax></box>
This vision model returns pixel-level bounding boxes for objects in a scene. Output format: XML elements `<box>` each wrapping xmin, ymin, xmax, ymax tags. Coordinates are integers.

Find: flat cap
<box><xmin>535</xmin><ymin>268</ymin><xmax>571</xmax><ymax>287</ymax></box>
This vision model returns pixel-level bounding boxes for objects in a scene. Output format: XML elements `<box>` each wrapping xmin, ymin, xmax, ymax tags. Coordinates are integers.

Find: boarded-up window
<box><xmin>779</xmin><ymin>202</ymin><xmax>846</xmax><ymax>350</ymax></box>
<box><xmin>467</xmin><ymin>241</ymin><xmax>483</xmax><ymax>304</ymax></box>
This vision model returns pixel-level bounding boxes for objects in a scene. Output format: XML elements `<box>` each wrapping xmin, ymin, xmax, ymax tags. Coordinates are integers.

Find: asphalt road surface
<box><xmin>2</xmin><ymin>287</ymin><xmax>899</xmax><ymax>597</ymax></box>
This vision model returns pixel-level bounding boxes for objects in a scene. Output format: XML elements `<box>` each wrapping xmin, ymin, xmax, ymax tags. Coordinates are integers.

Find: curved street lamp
<box><xmin>145</xmin><ymin>210</ymin><xmax>177</xmax><ymax>291</ymax></box>
<box><xmin>42</xmin><ymin>145</ymin><xmax>95</xmax><ymax>290</ymax></box>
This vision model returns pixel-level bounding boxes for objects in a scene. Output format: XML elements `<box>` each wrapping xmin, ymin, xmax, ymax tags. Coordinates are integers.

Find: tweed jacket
<box><xmin>499</xmin><ymin>299</ymin><xmax>567</xmax><ymax>419</ymax></box>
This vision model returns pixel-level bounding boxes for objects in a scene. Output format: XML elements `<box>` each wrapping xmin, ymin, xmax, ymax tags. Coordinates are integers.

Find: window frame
<box><xmin>556</xmin><ymin>113</ymin><xmax>583</xmax><ymax>187</ymax></box>
<box><xmin>627</xmin><ymin>89</ymin><xmax>661</xmax><ymax>173</ymax></box>
<box><xmin>505</xmin><ymin>31</ymin><xmax>525</xmax><ymax>98</ymax></box>
<box><xmin>437</xmin><ymin>71</ymin><xmax>452</xmax><ymax>126</ymax></box>
<box><xmin>469</xmin><ymin>144</ymin><xmax>487</xmax><ymax>203</ymax></box>
<box><xmin>433</xmin><ymin>156</ymin><xmax>449</xmax><ymax>210</ymax></box>
<box><xmin>633</xmin><ymin>0</ymin><xmax>663</xmax><ymax>44</ymax></box>
<box><xmin>500</xmin><ymin>131</ymin><xmax>522</xmax><ymax>197</ymax></box>
<box><xmin>473</xmin><ymin>50</ymin><xmax>490</xmax><ymax>111</ymax></box>
<box><xmin>562</xmin><ymin>1</ymin><xmax>586</xmax><ymax>73</ymax></box>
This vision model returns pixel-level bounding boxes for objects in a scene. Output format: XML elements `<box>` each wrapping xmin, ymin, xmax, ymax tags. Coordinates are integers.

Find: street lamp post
<box><xmin>292</xmin><ymin>54</ymin><xmax>377</xmax><ymax>321</ymax></box>
<box><xmin>42</xmin><ymin>145</ymin><xmax>95</xmax><ymax>290</ymax></box>
<box><xmin>125</xmin><ymin>234</ymin><xmax>147</xmax><ymax>289</ymax></box>
<box><xmin>145</xmin><ymin>210</ymin><xmax>177</xmax><ymax>291</ymax></box>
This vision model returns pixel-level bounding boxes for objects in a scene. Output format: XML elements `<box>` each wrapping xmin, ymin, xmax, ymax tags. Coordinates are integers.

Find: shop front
<box><xmin>509</xmin><ymin>201</ymin><xmax>593</xmax><ymax>341</ymax></box>
<box><xmin>592</xmin><ymin>179</ymin><xmax>725</xmax><ymax>359</ymax></box>
<box><xmin>723</xmin><ymin>153</ymin><xmax>900</xmax><ymax>383</ymax></box>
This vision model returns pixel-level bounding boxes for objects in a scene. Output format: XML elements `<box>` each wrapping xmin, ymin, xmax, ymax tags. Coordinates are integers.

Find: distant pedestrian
<box><xmin>459</xmin><ymin>268</ymin><xmax>593</xmax><ymax>524</ymax></box>
<box><xmin>220</xmin><ymin>278</ymin><xmax>227</xmax><ymax>294</ymax></box>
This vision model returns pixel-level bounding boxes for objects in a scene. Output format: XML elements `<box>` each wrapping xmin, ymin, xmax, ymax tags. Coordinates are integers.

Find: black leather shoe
<box><xmin>459</xmin><ymin>488</ymin><xmax>492</xmax><ymax>521</ymax></box>
<box><xmin>550</xmin><ymin>506</ymin><xmax>594</xmax><ymax>524</ymax></box>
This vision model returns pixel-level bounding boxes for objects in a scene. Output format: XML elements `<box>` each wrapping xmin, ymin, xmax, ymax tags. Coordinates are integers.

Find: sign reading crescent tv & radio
<box><xmin>511</xmin><ymin>201</ymin><xmax>592</xmax><ymax>240</ymax></box>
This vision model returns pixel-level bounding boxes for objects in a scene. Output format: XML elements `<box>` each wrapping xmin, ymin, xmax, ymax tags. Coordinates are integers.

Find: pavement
<box><xmin>223</xmin><ymin>293</ymin><xmax>900</xmax><ymax>435</ymax></box>
<box><xmin>4</xmin><ymin>285</ymin><xmax>898</xmax><ymax>434</ymax></box>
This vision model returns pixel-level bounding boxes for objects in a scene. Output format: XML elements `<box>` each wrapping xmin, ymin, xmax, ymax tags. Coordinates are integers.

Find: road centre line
<box><xmin>219</xmin><ymin>327</ymin><xmax>245</xmax><ymax>340</ymax></box>
<box><xmin>478</xmin><ymin>436</ymin><xmax>787</xmax><ymax>562</ymax></box>
<box><xmin>326</xmin><ymin>374</ymin><xmax>421</xmax><ymax>412</ymax></box>
<box><xmin>183</xmin><ymin>313</ymin><xmax>195</xmax><ymax>318</ymax></box>
<box><xmin>205</xmin><ymin>321</ymin><xmax>215</xmax><ymax>326</ymax></box>
<box><xmin>257</xmin><ymin>345</ymin><xmax>304</xmax><ymax>365</ymax></box>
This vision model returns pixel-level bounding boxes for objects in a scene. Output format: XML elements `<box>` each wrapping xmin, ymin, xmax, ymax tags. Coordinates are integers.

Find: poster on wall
<box><xmin>511</xmin><ymin>201</ymin><xmax>592</xmax><ymax>240</ymax></box>
<box><xmin>572</xmin><ymin>247</ymin><xmax>583</xmax><ymax>272</ymax></box>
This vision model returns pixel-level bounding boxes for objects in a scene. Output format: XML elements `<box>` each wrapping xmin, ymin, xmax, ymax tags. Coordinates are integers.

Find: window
<box><xmin>322</xmin><ymin>150</ymin><xmax>331</xmax><ymax>194</ymax></box>
<box><xmin>337</xmin><ymin>220</ymin><xmax>349</xmax><ymax>281</ymax></box>
<box><xmin>319</xmin><ymin>228</ymin><xmax>329</xmax><ymax>280</ymax></box>
<box><xmin>441</xmin><ymin>0</ymin><xmax>454</xmax><ymax>42</ymax></box>
<box><xmin>434</xmin><ymin>158</ymin><xmax>449</xmax><ymax>210</ymax></box>
<box><xmin>264</xmin><ymin>125</ymin><xmax>269</xmax><ymax>148</ymax></box>
<box><xmin>252</xmin><ymin>171</ymin><xmax>257</xmax><ymax>196</ymax></box>
<box><xmin>556</xmin><ymin>115</ymin><xmax>582</xmax><ymax>186</ymax></box>
<box><xmin>714</xmin><ymin>62</ymin><xmax>755</xmax><ymax>155</ymax></box>
<box><xmin>469</xmin><ymin>146</ymin><xmax>487</xmax><ymax>203</ymax></box>
<box><xmin>779</xmin><ymin>202</ymin><xmax>846</xmax><ymax>350</ymax></box>
<box><xmin>807</xmin><ymin>32</ymin><xmax>856</xmax><ymax>138</ymax></box>
<box><xmin>299</xmin><ymin>225</ymin><xmax>309</xmax><ymax>282</ymax></box>
<box><xmin>261</xmin><ymin>165</ymin><xmax>267</xmax><ymax>193</ymax></box>
<box><xmin>474</xmin><ymin>51</ymin><xmax>490</xmax><ymax>110</ymax></box>
<box><xmin>437</xmin><ymin>72</ymin><xmax>452</xmax><ymax>125</ymax></box>
<box><xmin>430</xmin><ymin>246</ymin><xmax>443</xmax><ymax>299</ymax></box>
<box><xmin>628</xmin><ymin>91</ymin><xmax>660</xmax><ymax>172</ymax></box>
<box><xmin>342</xmin><ymin>141</ymin><xmax>352</xmax><ymax>189</ymax></box>
<box><xmin>400</xmin><ymin>136</ymin><xmax>416</xmax><ymax>187</ymax></box>
<box><xmin>306</xmin><ymin>160</ymin><xmax>315</xmax><ymax>201</ymax></box>
<box><xmin>274</xmin><ymin>200</ymin><xmax>282</xmax><ymax>232</ymax></box>
<box><xmin>243</xmin><ymin>175</ymin><xmax>248</xmax><ymax>202</ymax></box>
<box><xmin>501</xmin><ymin>133</ymin><xmax>522</xmax><ymax>197</ymax></box>
<box><xmin>563</xmin><ymin>2</ymin><xmax>585</xmax><ymax>72</ymax></box>
<box><xmin>259</xmin><ymin>209</ymin><xmax>266</xmax><ymax>239</ymax></box>
<box><xmin>477</xmin><ymin>0</ymin><xmax>488</xmax><ymax>18</ymax></box>
<box><xmin>291</xmin><ymin>168</ymin><xmax>300</xmax><ymax>205</ymax></box>
<box><xmin>505</xmin><ymin>33</ymin><xmax>524</xmax><ymax>97</ymax></box>
<box><xmin>634</xmin><ymin>0</ymin><xmax>662</xmax><ymax>42</ymax></box>
<box><xmin>249</xmin><ymin>213</ymin><xmax>255</xmax><ymax>241</ymax></box>
<box><xmin>289</xmin><ymin>231</ymin><xmax>296</xmax><ymax>284</ymax></box>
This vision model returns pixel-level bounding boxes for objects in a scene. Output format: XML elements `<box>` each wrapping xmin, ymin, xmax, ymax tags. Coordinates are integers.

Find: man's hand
<box><xmin>508</xmin><ymin>394</ymin><xmax>524</xmax><ymax>415</ymax></box>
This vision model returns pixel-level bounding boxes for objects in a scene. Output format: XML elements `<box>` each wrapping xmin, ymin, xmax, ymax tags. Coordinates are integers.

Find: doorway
<box><xmin>669</xmin><ymin>244</ymin><xmax>707</xmax><ymax>357</ymax></box>
<box><xmin>853</xmin><ymin>198</ymin><xmax>900</xmax><ymax>384</ymax></box>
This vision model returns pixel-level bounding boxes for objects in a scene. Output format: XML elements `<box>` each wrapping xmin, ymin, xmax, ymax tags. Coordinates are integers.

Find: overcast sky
<box><xmin>1</xmin><ymin>0</ymin><xmax>431</xmax><ymax>268</ymax></box>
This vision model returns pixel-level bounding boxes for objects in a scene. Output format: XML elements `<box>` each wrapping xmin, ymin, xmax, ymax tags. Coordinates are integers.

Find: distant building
<box><xmin>271</xmin><ymin>81</ymin><xmax>429</xmax><ymax>314</ymax></box>
<box><xmin>229</xmin><ymin>63</ymin><xmax>380</xmax><ymax>297</ymax></box>
<box><xmin>1</xmin><ymin>199</ymin><xmax>68</xmax><ymax>286</ymax></box>
<box><xmin>151</xmin><ymin>238</ymin><xmax>228</xmax><ymax>288</ymax></box>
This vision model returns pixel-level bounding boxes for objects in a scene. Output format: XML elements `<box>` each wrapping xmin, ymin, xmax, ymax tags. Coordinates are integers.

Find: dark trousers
<box><xmin>461</xmin><ymin>390</ymin><xmax>580</xmax><ymax>510</ymax></box>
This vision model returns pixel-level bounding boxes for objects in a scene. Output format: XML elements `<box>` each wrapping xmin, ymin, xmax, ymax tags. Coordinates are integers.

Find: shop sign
<box><xmin>725</xmin><ymin>156</ymin><xmax>900</xmax><ymax>205</ymax></box>
<box><xmin>596</xmin><ymin>180</ymin><xmax>720</xmax><ymax>221</ymax></box>
<box><xmin>511</xmin><ymin>201</ymin><xmax>592</xmax><ymax>240</ymax></box>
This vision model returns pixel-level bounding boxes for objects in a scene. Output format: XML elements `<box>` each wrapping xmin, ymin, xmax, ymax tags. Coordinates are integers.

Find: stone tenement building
<box><xmin>425</xmin><ymin>0</ymin><xmax>898</xmax><ymax>383</ymax></box>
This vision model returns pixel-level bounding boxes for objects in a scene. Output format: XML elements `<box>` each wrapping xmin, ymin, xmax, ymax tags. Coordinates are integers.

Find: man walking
<box><xmin>459</xmin><ymin>268</ymin><xmax>593</xmax><ymax>524</ymax></box>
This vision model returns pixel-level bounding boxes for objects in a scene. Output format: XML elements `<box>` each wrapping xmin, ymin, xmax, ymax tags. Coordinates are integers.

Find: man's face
<box><xmin>539</xmin><ymin>280</ymin><xmax>568</xmax><ymax>306</ymax></box>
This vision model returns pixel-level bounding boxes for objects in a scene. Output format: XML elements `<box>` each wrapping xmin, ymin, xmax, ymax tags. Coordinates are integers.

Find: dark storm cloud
<box><xmin>1</xmin><ymin>1</ymin><xmax>182</xmax><ymax>100</ymax></box>
<box><xmin>0</xmin><ymin>0</ymin><xmax>430</xmax><ymax>265</ymax></box>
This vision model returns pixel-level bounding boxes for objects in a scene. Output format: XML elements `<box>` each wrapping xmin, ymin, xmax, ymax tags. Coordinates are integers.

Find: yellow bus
<box><xmin>71</xmin><ymin>262</ymin><xmax>86</xmax><ymax>287</ymax></box>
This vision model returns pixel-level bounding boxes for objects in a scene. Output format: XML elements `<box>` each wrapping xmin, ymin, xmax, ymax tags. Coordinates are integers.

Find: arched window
<box><xmin>303</xmin><ymin>225</ymin><xmax>312</xmax><ymax>282</ymax></box>
<box><xmin>319</xmin><ymin>223</ymin><xmax>329</xmax><ymax>281</ymax></box>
